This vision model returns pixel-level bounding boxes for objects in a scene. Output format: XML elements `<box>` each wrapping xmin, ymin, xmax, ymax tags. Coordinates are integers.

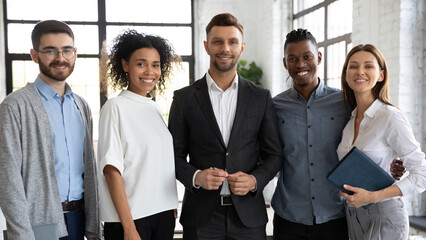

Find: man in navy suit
<box><xmin>168</xmin><ymin>13</ymin><xmax>283</xmax><ymax>240</ymax></box>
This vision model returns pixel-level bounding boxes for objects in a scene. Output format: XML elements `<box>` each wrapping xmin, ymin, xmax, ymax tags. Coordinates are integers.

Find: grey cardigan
<box><xmin>0</xmin><ymin>83</ymin><xmax>99</xmax><ymax>239</ymax></box>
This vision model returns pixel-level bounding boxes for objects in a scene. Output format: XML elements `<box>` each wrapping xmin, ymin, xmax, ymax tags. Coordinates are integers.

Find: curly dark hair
<box><xmin>108</xmin><ymin>29</ymin><xmax>179</xmax><ymax>94</ymax></box>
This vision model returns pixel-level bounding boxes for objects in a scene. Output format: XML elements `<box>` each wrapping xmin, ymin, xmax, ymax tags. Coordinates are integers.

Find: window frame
<box><xmin>293</xmin><ymin>0</ymin><xmax>351</xmax><ymax>85</ymax></box>
<box><xmin>2</xmin><ymin>0</ymin><xmax>195</xmax><ymax>108</ymax></box>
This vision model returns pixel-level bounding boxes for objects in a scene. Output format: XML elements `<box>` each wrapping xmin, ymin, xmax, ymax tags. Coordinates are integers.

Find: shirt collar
<box><xmin>350</xmin><ymin>99</ymin><xmax>383</xmax><ymax>119</ymax></box>
<box><xmin>289</xmin><ymin>77</ymin><xmax>324</xmax><ymax>100</ymax></box>
<box><xmin>364</xmin><ymin>99</ymin><xmax>383</xmax><ymax>118</ymax></box>
<box><xmin>312</xmin><ymin>78</ymin><xmax>326</xmax><ymax>98</ymax></box>
<box><xmin>33</xmin><ymin>75</ymin><xmax>73</xmax><ymax>101</ymax></box>
<box><xmin>206</xmin><ymin>71</ymin><xmax>239</xmax><ymax>92</ymax></box>
<box><xmin>119</xmin><ymin>89</ymin><xmax>153</xmax><ymax>103</ymax></box>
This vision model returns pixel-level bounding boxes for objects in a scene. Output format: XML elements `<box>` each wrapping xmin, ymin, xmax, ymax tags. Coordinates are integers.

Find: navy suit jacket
<box><xmin>168</xmin><ymin>74</ymin><xmax>283</xmax><ymax>228</ymax></box>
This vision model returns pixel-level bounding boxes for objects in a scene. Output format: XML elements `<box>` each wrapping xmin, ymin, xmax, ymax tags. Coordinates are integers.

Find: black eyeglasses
<box><xmin>37</xmin><ymin>48</ymin><xmax>76</xmax><ymax>60</ymax></box>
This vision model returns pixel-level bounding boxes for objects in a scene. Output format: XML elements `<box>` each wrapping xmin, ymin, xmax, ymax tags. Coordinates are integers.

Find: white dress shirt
<box><xmin>207</xmin><ymin>72</ymin><xmax>238</xmax><ymax>195</ymax></box>
<box><xmin>206</xmin><ymin>72</ymin><xmax>238</xmax><ymax>147</ymax></box>
<box><xmin>337</xmin><ymin>99</ymin><xmax>426</xmax><ymax>197</ymax></box>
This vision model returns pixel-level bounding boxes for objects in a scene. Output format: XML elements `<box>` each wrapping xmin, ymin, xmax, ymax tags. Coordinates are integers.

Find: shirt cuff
<box><xmin>250</xmin><ymin>174</ymin><xmax>257</xmax><ymax>192</ymax></box>
<box><xmin>193</xmin><ymin>170</ymin><xmax>201</xmax><ymax>188</ymax></box>
<box><xmin>396</xmin><ymin>178</ymin><xmax>412</xmax><ymax>196</ymax></box>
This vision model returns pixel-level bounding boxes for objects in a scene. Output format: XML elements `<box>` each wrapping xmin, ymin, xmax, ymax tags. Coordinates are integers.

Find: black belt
<box><xmin>220</xmin><ymin>195</ymin><xmax>232</xmax><ymax>206</ymax></box>
<box><xmin>62</xmin><ymin>199</ymin><xmax>83</xmax><ymax>212</ymax></box>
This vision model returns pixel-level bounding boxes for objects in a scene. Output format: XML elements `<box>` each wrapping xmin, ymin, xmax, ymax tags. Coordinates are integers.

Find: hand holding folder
<box><xmin>326</xmin><ymin>147</ymin><xmax>395</xmax><ymax>208</ymax></box>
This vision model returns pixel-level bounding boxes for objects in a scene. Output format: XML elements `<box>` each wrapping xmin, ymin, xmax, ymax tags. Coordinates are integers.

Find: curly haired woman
<box><xmin>98</xmin><ymin>29</ymin><xmax>180</xmax><ymax>240</ymax></box>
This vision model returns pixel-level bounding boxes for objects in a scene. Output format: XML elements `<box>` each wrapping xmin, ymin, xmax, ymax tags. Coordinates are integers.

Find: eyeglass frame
<box><xmin>36</xmin><ymin>47</ymin><xmax>76</xmax><ymax>60</ymax></box>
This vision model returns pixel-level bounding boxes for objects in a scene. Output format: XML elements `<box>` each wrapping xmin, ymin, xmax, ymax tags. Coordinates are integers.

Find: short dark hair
<box><xmin>205</xmin><ymin>13</ymin><xmax>244</xmax><ymax>37</ymax></box>
<box><xmin>31</xmin><ymin>20</ymin><xmax>74</xmax><ymax>50</ymax></box>
<box><xmin>108</xmin><ymin>29</ymin><xmax>179</xmax><ymax>94</ymax></box>
<box><xmin>284</xmin><ymin>28</ymin><xmax>318</xmax><ymax>52</ymax></box>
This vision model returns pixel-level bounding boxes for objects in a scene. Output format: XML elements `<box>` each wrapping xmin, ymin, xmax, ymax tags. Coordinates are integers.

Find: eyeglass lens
<box><xmin>43</xmin><ymin>48</ymin><xmax>75</xmax><ymax>60</ymax></box>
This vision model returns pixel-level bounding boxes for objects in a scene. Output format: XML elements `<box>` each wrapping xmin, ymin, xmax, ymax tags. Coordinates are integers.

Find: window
<box><xmin>3</xmin><ymin>0</ymin><xmax>194</xmax><ymax>138</ymax></box>
<box><xmin>293</xmin><ymin>0</ymin><xmax>352</xmax><ymax>89</ymax></box>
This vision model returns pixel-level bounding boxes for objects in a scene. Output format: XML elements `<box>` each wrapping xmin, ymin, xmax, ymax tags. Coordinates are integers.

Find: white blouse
<box><xmin>337</xmin><ymin>99</ymin><xmax>426</xmax><ymax>197</ymax></box>
<box><xmin>97</xmin><ymin>90</ymin><xmax>178</xmax><ymax>222</ymax></box>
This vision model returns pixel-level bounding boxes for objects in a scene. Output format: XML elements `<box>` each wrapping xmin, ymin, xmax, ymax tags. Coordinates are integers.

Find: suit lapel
<box><xmin>228</xmin><ymin>77</ymin><xmax>251</xmax><ymax>146</ymax></box>
<box><xmin>194</xmin><ymin>76</ymin><xmax>226</xmax><ymax>148</ymax></box>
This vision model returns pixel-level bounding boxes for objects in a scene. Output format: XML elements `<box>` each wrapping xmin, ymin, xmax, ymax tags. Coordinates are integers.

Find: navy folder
<box><xmin>326</xmin><ymin>147</ymin><xmax>395</xmax><ymax>206</ymax></box>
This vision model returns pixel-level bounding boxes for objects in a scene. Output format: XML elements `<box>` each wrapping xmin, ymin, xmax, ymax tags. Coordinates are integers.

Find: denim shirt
<box><xmin>33</xmin><ymin>76</ymin><xmax>85</xmax><ymax>202</ymax></box>
<box><xmin>271</xmin><ymin>79</ymin><xmax>350</xmax><ymax>225</ymax></box>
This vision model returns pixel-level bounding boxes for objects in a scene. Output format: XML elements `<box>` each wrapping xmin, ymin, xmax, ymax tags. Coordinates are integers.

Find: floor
<box><xmin>1</xmin><ymin>203</ymin><xmax>426</xmax><ymax>240</ymax></box>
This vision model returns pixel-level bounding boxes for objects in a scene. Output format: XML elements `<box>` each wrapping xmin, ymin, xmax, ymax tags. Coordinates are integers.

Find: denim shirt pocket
<box><xmin>278</xmin><ymin>115</ymin><xmax>300</xmax><ymax>147</ymax></box>
<box><xmin>320</xmin><ymin>115</ymin><xmax>346</xmax><ymax>143</ymax></box>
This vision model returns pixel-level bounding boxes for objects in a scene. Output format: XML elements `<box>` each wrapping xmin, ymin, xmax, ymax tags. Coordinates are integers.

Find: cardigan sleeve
<box><xmin>0</xmin><ymin>103</ymin><xmax>35</xmax><ymax>239</ymax></box>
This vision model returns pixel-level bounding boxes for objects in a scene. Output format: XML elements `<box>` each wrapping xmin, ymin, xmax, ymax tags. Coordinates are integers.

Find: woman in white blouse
<box><xmin>337</xmin><ymin>44</ymin><xmax>426</xmax><ymax>240</ymax></box>
<box><xmin>98</xmin><ymin>30</ymin><xmax>179</xmax><ymax>240</ymax></box>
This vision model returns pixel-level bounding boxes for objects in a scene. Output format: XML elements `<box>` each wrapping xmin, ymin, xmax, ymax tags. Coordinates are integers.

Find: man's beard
<box><xmin>39</xmin><ymin>60</ymin><xmax>75</xmax><ymax>81</ymax></box>
<box><xmin>213</xmin><ymin>53</ymin><xmax>241</xmax><ymax>72</ymax></box>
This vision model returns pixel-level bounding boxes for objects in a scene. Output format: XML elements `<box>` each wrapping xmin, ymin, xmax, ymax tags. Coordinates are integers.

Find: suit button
<box><xmin>226</xmin><ymin>152</ymin><xmax>230</xmax><ymax>157</ymax></box>
<box><xmin>312</xmin><ymin>196</ymin><xmax>315</xmax><ymax>200</ymax></box>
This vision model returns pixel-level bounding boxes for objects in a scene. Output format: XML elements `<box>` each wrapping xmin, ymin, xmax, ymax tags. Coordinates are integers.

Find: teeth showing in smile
<box><xmin>297</xmin><ymin>71</ymin><xmax>308</xmax><ymax>76</ymax></box>
<box><xmin>218</xmin><ymin>55</ymin><xmax>231</xmax><ymax>60</ymax></box>
<box><xmin>355</xmin><ymin>79</ymin><xmax>367</xmax><ymax>82</ymax></box>
<box><xmin>141</xmin><ymin>79</ymin><xmax>154</xmax><ymax>83</ymax></box>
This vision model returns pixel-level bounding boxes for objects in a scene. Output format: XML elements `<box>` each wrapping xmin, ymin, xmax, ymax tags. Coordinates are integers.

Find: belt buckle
<box><xmin>221</xmin><ymin>195</ymin><xmax>232</xmax><ymax>206</ymax></box>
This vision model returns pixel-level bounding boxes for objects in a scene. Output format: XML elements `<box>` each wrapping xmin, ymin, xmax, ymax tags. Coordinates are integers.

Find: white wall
<box><xmin>194</xmin><ymin>0</ymin><xmax>292</xmax><ymax>96</ymax></box>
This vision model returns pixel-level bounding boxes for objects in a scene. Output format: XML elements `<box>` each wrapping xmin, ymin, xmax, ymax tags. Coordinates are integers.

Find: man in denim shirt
<box><xmin>271</xmin><ymin>28</ymin><xmax>349</xmax><ymax>240</ymax></box>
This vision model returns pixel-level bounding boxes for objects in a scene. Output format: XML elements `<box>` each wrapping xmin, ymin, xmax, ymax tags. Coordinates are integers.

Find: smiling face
<box><xmin>204</xmin><ymin>26</ymin><xmax>245</xmax><ymax>74</ymax></box>
<box><xmin>284</xmin><ymin>40</ymin><xmax>322</xmax><ymax>93</ymax></box>
<box><xmin>122</xmin><ymin>48</ymin><xmax>161</xmax><ymax>97</ymax></box>
<box><xmin>345</xmin><ymin>51</ymin><xmax>384</xmax><ymax>97</ymax></box>
<box><xmin>30</xmin><ymin>33</ymin><xmax>76</xmax><ymax>82</ymax></box>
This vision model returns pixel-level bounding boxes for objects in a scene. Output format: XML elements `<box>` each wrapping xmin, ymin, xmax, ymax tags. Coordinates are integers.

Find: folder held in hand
<box><xmin>326</xmin><ymin>147</ymin><xmax>395</xmax><ymax>208</ymax></box>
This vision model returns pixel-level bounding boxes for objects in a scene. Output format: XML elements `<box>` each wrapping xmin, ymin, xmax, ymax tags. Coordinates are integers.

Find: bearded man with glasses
<box><xmin>0</xmin><ymin>20</ymin><xmax>100</xmax><ymax>240</ymax></box>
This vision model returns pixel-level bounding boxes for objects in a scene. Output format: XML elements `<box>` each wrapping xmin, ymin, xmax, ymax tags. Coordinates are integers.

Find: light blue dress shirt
<box><xmin>33</xmin><ymin>76</ymin><xmax>85</xmax><ymax>202</ymax></box>
<box><xmin>271</xmin><ymin>79</ymin><xmax>350</xmax><ymax>225</ymax></box>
